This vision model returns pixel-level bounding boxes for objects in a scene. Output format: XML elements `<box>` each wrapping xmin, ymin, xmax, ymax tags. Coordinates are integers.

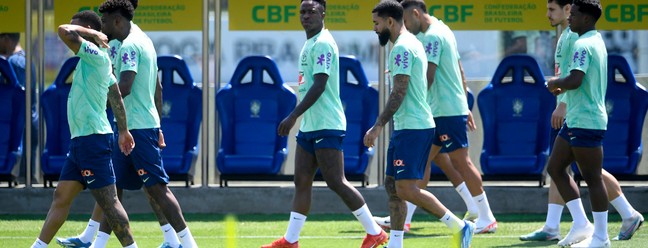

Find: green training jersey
<box><xmin>554</xmin><ymin>27</ymin><xmax>578</xmax><ymax>103</ymax></box>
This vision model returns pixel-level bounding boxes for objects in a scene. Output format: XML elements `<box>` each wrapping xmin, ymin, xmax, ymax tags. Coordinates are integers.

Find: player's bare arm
<box><xmin>154</xmin><ymin>76</ymin><xmax>166</xmax><ymax>148</ymax></box>
<box><xmin>426</xmin><ymin>62</ymin><xmax>438</xmax><ymax>89</ymax></box>
<box><xmin>118</xmin><ymin>71</ymin><xmax>137</xmax><ymax>97</ymax></box>
<box><xmin>277</xmin><ymin>73</ymin><xmax>328</xmax><ymax>136</ymax></box>
<box><xmin>459</xmin><ymin>60</ymin><xmax>477</xmax><ymax>131</ymax></box>
<box><xmin>58</xmin><ymin>24</ymin><xmax>108</xmax><ymax>53</ymax></box>
<box><xmin>547</xmin><ymin>70</ymin><xmax>585</xmax><ymax>94</ymax></box>
<box><xmin>108</xmin><ymin>83</ymin><xmax>135</xmax><ymax>155</ymax></box>
<box><xmin>364</xmin><ymin>74</ymin><xmax>409</xmax><ymax>147</ymax></box>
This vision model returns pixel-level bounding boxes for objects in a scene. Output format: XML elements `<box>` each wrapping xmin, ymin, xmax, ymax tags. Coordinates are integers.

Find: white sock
<box><xmin>610</xmin><ymin>194</ymin><xmax>636</xmax><ymax>220</ymax></box>
<box><xmin>31</xmin><ymin>238</ymin><xmax>47</xmax><ymax>248</ymax></box>
<box><xmin>440</xmin><ymin>211</ymin><xmax>465</xmax><ymax>232</ymax></box>
<box><xmin>78</xmin><ymin>219</ymin><xmax>100</xmax><ymax>243</ymax></box>
<box><xmin>405</xmin><ymin>201</ymin><xmax>417</xmax><ymax>225</ymax></box>
<box><xmin>284</xmin><ymin>212</ymin><xmax>307</xmax><ymax>243</ymax></box>
<box><xmin>456</xmin><ymin>182</ymin><xmax>478</xmax><ymax>215</ymax></box>
<box><xmin>592</xmin><ymin>211</ymin><xmax>609</xmax><ymax>241</ymax></box>
<box><xmin>387</xmin><ymin>230</ymin><xmax>404</xmax><ymax>248</ymax></box>
<box><xmin>160</xmin><ymin>224</ymin><xmax>181</xmax><ymax>247</ymax></box>
<box><xmin>565</xmin><ymin>199</ymin><xmax>590</xmax><ymax>227</ymax></box>
<box><xmin>352</xmin><ymin>204</ymin><xmax>382</xmax><ymax>235</ymax></box>
<box><xmin>473</xmin><ymin>192</ymin><xmax>496</xmax><ymax>222</ymax></box>
<box><xmin>545</xmin><ymin>204</ymin><xmax>564</xmax><ymax>231</ymax></box>
<box><xmin>177</xmin><ymin>227</ymin><xmax>198</xmax><ymax>248</ymax></box>
<box><xmin>123</xmin><ymin>242</ymin><xmax>138</xmax><ymax>248</ymax></box>
<box><xmin>92</xmin><ymin>231</ymin><xmax>110</xmax><ymax>248</ymax></box>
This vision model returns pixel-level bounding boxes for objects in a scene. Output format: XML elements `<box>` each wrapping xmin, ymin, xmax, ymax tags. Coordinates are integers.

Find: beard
<box><xmin>378</xmin><ymin>29</ymin><xmax>391</xmax><ymax>46</ymax></box>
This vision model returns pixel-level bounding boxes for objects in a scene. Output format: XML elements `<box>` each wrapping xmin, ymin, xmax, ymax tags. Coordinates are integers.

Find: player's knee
<box><xmin>51</xmin><ymin>189</ymin><xmax>75</xmax><ymax>208</ymax></box>
<box><xmin>395</xmin><ymin>183</ymin><xmax>416</xmax><ymax>201</ymax></box>
<box><xmin>293</xmin><ymin>174</ymin><xmax>313</xmax><ymax>189</ymax></box>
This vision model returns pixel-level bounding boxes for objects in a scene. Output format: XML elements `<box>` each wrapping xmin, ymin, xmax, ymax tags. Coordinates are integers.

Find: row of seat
<box><xmin>1</xmin><ymin>54</ymin><xmax>646</xmax><ymax>188</ymax></box>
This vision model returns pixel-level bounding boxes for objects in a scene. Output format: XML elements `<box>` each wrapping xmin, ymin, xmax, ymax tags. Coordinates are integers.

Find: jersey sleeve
<box><xmin>390</xmin><ymin>44</ymin><xmax>413</xmax><ymax>77</ymax></box>
<box><xmin>117</xmin><ymin>42</ymin><xmax>139</xmax><ymax>74</ymax></box>
<box><xmin>421</xmin><ymin>33</ymin><xmax>442</xmax><ymax>65</ymax></box>
<box><xmin>77</xmin><ymin>40</ymin><xmax>109</xmax><ymax>67</ymax></box>
<box><xmin>311</xmin><ymin>41</ymin><xmax>335</xmax><ymax>76</ymax></box>
<box><xmin>568</xmin><ymin>41</ymin><xmax>591</xmax><ymax>74</ymax></box>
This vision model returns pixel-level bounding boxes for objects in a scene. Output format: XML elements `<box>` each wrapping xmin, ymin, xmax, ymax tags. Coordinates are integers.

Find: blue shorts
<box><xmin>432</xmin><ymin>116</ymin><xmax>469</xmax><ymax>153</ymax></box>
<box><xmin>59</xmin><ymin>133</ymin><xmax>115</xmax><ymax>190</ymax></box>
<box><xmin>558</xmin><ymin>123</ymin><xmax>605</xmax><ymax>148</ymax></box>
<box><xmin>386</xmin><ymin>128</ymin><xmax>435</xmax><ymax>180</ymax></box>
<box><xmin>296</xmin><ymin>130</ymin><xmax>345</xmax><ymax>155</ymax></box>
<box><xmin>113</xmin><ymin>128</ymin><xmax>169</xmax><ymax>190</ymax></box>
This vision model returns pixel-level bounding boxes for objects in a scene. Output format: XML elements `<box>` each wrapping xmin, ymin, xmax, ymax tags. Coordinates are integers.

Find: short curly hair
<box><xmin>573</xmin><ymin>0</ymin><xmax>602</xmax><ymax>21</ymax></box>
<box><xmin>72</xmin><ymin>10</ymin><xmax>102</xmax><ymax>31</ymax></box>
<box><xmin>99</xmin><ymin>0</ymin><xmax>135</xmax><ymax>21</ymax></box>
<box><xmin>129</xmin><ymin>0</ymin><xmax>138</xmax><ymax>9</ymax></box>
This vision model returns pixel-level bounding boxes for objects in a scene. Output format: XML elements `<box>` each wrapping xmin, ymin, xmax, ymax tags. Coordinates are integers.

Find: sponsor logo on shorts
<box><xmin>81</xmin><ymin>169</ymin><xmax>94</xmax><ymax>177</ymax></box>
<box><xmin>397</xmin><ymin>169</ymin><xmax>405</xmax><ymax>174</ymax></box>
<box><xmin>439</xmin><ymin>134</ymin><xmax>450</xmax><ymax>142</ymax></box>
<box><xmin>315</xmin><ymin>138</ymin><xmax>324</xmax><ymax>144</ymax></box>
<box><xmin>137</xmin><ymin>169</ymin><xmax>148</xmax><ymax>176</ymax></box>
<box><xmin>393</xmin><ymin>159</ymin><xmax>405</xmax><ymax>167</ymax></box>
<box><xmin>445</xmin><ymin>142</ymin><xmax>453</xmax><ymax>148</ymax></box>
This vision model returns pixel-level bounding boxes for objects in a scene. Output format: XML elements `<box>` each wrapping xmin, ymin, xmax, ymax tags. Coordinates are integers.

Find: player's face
<box><xmin>100</xmin><ymin>12</ymin><xmax>118</xmax><ymax>40</ymax></box>
<box><xmin>402</xmin><ymin>8</ymin><xmax>422</xmax><ymax>35</ymax></box>
<box><xmin>300</xmin><ymin>1</ymin><xmax>324</xmax><ymax>34</ymax></box>
<box><xmin>372</xmin><ymin>13</ymin><xmax>391</xmax><ymax>46</ymax></box>
<box><xmin>546</xmin><ymin>1</ymin><xmax>568</xmax><ymax>27</ymax></box>
<box><xmin>568</xmin><ymin>5</ymin><xmax>585</xmax><ymax>33</ymax></box>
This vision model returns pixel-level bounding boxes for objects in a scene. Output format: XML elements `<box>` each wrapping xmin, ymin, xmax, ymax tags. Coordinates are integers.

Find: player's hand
<box><xmin>158</xmin><ymin>129</ymin><xmax>166</xmax><ymax>149</ymax></box>
<box><xmin>277</xmin><ymin>114</ymin><xmax>297</xmax><ymax>137</ymax></box>
<box><xmin>467</xmin><ymin>111</ymin><xmax>477</xmax><ymax>131</ymax></box>
<box><xmin>118</xmin><ymin>131</ymin><xmax>135</xmax><ymax>156</ymax></box>
<box><xmin>363</xmin><ymin>125</ymin><xmax>383</xmax><ymax>148</ymax></box>
<box><xmin>546</xmin><ymin>77</ymin><xmax>562</xmax><ymax>95</ymax></box>
<box><xmin>551</xmin><ymin>103</ymin><xmax>566</xmax><ymax>129</ymax></box>
<box><xmin>94</xmin><ymin>31</ymin><xmax>109</xmax><ymax>48</ymax></box>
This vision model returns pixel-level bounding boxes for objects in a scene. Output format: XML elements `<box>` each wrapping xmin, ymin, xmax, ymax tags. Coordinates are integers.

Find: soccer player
<box><xmin>520</xmin><ymin>0</ymin><xmax>643</xmax><ymax>242</ymax></box>
<box><xmin>31</xmin><ymin>10</ymin><xmax>137</xmax><ymax>248</ymax></box>
<box><xmin>57</xmin><ymin>1</ymin><xmax>197</xmax><ymax>248</ymax></box>
<box><xmin>364</xmin><ymin>1</ymin><xmax>474</xmax><ymax>247</ymax></box>
<box><xmin>546</xmin><ymin>0</ymin><xmax>611</xmax><ymax>246</ymax></box>
<box><xmin>56</xmin><ymin>1</ymin><xmax>183</xmax><ymax>247</ymax></box>
<box><xmin>374</xmin><ymin>0</ymin><xmax>497</xmax><ymax>234</ymax></box>
<box><xmin>260</xmin><ymin>1</ymin><xmax>388</xmax><ymax>247</ymax></box>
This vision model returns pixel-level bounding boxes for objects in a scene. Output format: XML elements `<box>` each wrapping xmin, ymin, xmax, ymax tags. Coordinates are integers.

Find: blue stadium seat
<box><xmin>0</xmin><ymin>58</ymin><xmax>26</xmax><ymax>187</ymax></box>
<box><xmin>216</xmin><ymin>56</ymin><xmax>297</xmax><ymax>186</ymax></box>
<box><xmin>573</xmin><ymin>55</ymin><xmax>648</xmax><ymax>180</ymax></box>
<box><xmin>429</xmin><ymin>88</ymin><xmax>475</xmax><ymax>176</ymax></box>
<box><xmin>338</xmin><ymin>56</ymin><xmax>378</xmax><ymax>185</ymax></box>
<box><xmin>157</xmin><ymin>55</ymin><xmax>202</xmax><ymax>187</ymax></box>
<box><xmin>477</xmin><ymin>55</ymin><xmax>555</xmax><ymax>185</ymax></box>
<box><xmin>41</xmin><ymin>57</ymin><xmax>77</xmax><ymax>187</ymax></box>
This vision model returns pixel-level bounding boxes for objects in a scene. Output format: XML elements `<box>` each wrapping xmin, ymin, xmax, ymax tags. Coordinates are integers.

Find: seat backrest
<box><xmin>339</xmin><ymin>56</ymin><xmax>378</xmax><ymax>172</ymax></box>
<box><xmin>478</xmin><ymin>55</ymin><xmax>555</xmax><ymax>158</ymax></box>
<box><xmin>216</xmin><ymin>56</ymin><xmax>296</xmax><ymax>160</ymax></box>
<box><xmin>467</xmin><ymin>87</ymin><xmax>475</xmax><ymax>111</ymax></box>
<box><xmin>41</xmin><ymin>57</ymin><xmax>76</xmax><ymax>173</ymax></box>
<box><xmin>157</xmin><ymin>55</ymin><xmax>202</xmax><ymax>160</ymax></box>
<box><xmin>603</xmin><ymin>54</ymin><xmax>648</xmax><ymax>173</ymax></box>
<box><xmin>0</xmin><ymin>58</ymin><xmax>26</xmax><ymax>172</ymax></box>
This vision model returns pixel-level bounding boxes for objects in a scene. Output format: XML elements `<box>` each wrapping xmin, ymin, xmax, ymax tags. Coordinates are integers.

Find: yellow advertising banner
<box><xmin>0</xmin><ymin>0</ymin><xmax>26</xmax><ymax>32</ymax></box>
<box><xmin>230</xmin><ymin>0</ymin><xmax>648</xmax><ymax>31</ymax></box>
<box><xmin>55</xmin><ymin>0</ymin><xmax>202</xmax><ymax>31</ymax></box>
<box><xmin>229</xmin><ymin>0</ymin><xmax>375</xmax><ymax>30</ymax></box>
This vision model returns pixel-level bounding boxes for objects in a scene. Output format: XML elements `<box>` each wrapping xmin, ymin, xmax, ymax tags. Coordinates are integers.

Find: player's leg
<box><xmin>32</xmin><ymin>181</ymin><xmax>85</xmax><ymax>247</ymax></box>
<box><xmin>570</xmin><ymin>145</ymin><xmax>609</xmax><ymax>246</ymax></box>
<box><xmin>603</xmin><ymin>170</ymin><xmax>644</xmax><ymax>240</ymax></box>
<box><xmin>262</xmin><ymin>135</ymin><xmax>318</xmax><ymax>248</ymax></box>
<box><xmin>90</xmin><ymin>184</ymin><xmax>136</xmax><ymax>247</ymax></box>
<box><xmin>133</xmin><ymin>128</ymin><xmax>193</xmax><ymax>248</ymax></box>
<box><xmin>56</xmin><ymin>203</ymin><xmax>104</xmax><ymax>247</ymax></box>
<box><xmin>547</xmin><ymin>127</ymin><xmax>593</xmax><ymax>247</ymax></box>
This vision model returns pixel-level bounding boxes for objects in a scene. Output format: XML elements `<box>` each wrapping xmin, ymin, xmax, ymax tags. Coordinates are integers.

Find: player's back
<box><xmin>418</xmin><ymin>17</ymin><xmax>468</xmax><ymax>117</ymax></box>
<box><xmin>389</xmin><ymin>32</ymin><xmax>434</xmax><ymax>131</ymax></box>
<box><xmin>115</xmin><ymin>30</ymin><xmax>160</xmax><ymax>130</ymax></box>
<box><xmin>564</xmin><ymin>30</ymin><xmax>607</xmax><ymax>130</ymax></box>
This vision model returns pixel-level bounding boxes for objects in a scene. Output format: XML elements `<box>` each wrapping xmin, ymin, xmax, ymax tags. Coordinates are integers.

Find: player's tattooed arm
<box><xmin>90</xmin><ymin>185</ymin><xmax>134</xmax><ymax>246</ymax></box>
<box><xmin>107</xmin><ymin>83</ymin><xmax>129</xmax><ymax>132</ymax></box>
<box><xmin>155</xmin><ymin>76</ymin><xmax>163</xmax><ymax>120</ymax></box>
<box><xmin>375</xmin><ymin>74</ymin><xmax>409</xmax><ymax>127</ymax></box>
